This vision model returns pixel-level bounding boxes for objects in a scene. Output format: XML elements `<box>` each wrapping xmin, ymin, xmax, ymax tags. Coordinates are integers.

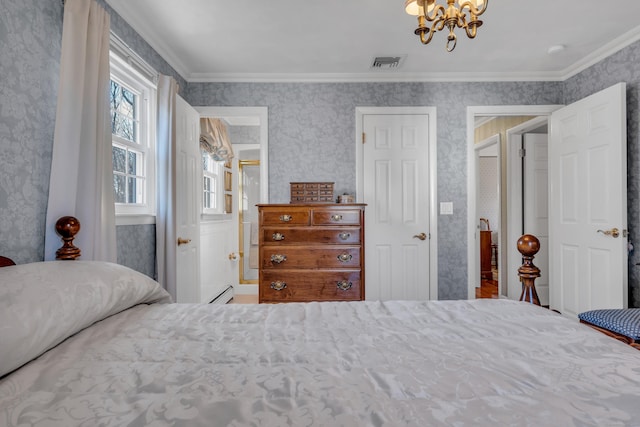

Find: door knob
<box><xmin>177</xmin><ymin>237</ymin><xmax>191</xmax><ymax>246</ymax></box>
<box><xmin>597</xmin><ymin>228</ymin><xmax>620</xmax><ymax>238</ymax></box>
<box><xmin>413</xmin><ymin>232</ymin><xmax>427</xmax><ymax>241</ymax></box>
<box><xmin>228</xmin><ymin>252</ymin><xmax>237</xmax><ymax>260</ymax></box>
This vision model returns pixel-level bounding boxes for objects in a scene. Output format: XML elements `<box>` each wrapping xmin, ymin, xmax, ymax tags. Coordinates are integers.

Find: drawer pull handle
<box><xmin>331</xmin><ymin>214</ymin><xmax>343</xmax><ymax>221</ymax></box>
<box><xmin>270</xmin><ymin>254</ymin><xmax>287</xmax><ymax>264</ymax></box>
<box><xmin>279</xmin><ymin>214</ymin><xmax>293</xmax><ymax>222</ymax></box>
<box><xmin>338</xmin><ymin>232</ymin><xmax>351</xmax><ymax>241</ymax></box>
<box><xmin>272</xmin><ymin>232</ymin><xmax>285</xmax><ymax>241</ymax></box>
<box><xmin>270</xmin><ymin>281</ymin><xmax>287</xmax><ymax>291</ymax></box>
<box><xmin>336</xmin><ymin>281</ymin><xmax>353</xmax><ymax>291</ymax></box>
<box><xmin>337</xmin><ymin>253</ymin><xmax>353</xmax><ymax>263</ymax></box>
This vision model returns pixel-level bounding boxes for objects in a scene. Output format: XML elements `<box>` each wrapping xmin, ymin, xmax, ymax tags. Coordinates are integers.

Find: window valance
<box><xmin>200</xmin><ymin>118</ymin><xmax>234</xmax><ymax>162</ymax></box>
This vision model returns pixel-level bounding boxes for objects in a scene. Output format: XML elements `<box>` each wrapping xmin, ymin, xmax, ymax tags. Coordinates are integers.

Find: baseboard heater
<box><xmin>208</xmin><ymin>285</ymin><xmax>234</xmax><ymax>304</ymax></box>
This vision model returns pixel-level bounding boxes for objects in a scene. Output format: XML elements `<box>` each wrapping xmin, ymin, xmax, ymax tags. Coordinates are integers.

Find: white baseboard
<box><xmin>208</xmin><ymin>285</ymin><xmax>234</xmax><ymax>304</ymax></box>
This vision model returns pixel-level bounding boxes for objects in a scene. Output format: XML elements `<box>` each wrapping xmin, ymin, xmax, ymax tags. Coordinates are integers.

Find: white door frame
<box><xmin>467</xmin><ymin>105</ymin><xmax>562</xmax><ymax>300</ymax></box>
<box><xmin>506</xmin><ymin>117</ymin><xmax>550</xmax><ymax>301</ymax></box>
<box><xmin>194</xmin><ymin>106</ymin><xmax>268</xmax><ymax>297</ymax></box>
<box><xmin>355</xmin><ymin>106</ymin><xmax>438</xmax><ymax>300</ymax></box>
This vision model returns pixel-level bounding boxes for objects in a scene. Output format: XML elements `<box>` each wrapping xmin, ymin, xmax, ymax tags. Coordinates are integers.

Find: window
<box><xmin>202</xmin><ymin>152</ymin><xmax>223</xmax><ymax>214</ymax></box>
<box><xmin>109</xmin><ymin>52</ymin><xmax>156</xmax><ymax>219</ymax></box>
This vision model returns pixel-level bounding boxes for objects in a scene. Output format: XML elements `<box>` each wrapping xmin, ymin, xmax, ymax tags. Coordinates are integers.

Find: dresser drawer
<box><xmin>261</xmin><ymin>247</ymin><xmax>361</xmax><ymax>269</ymax></box>
<box><xmin>261</xmin><ymin>207</ymin><xmax>310</xmax><ymax>226</ymax></box>
<box><xmin>257</xmin><ymin>203</ymin><xmax>365</xmax><ymax>303</ymax></box>
<box><xmin>260</xmin><ymin>270</ymin><xmax>362</xmax><ymax>302</ymax></box>
<box><xmin>312</xmin><ymin>209</ymin><xmax>362</xmax><ymax>226</ymax></box>
<box><xmin>262</xmin><ymin>227</ymin><xmax>361</xmax><ymax>245</ymax></box>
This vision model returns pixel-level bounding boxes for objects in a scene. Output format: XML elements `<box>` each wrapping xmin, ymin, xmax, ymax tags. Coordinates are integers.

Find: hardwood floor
<box><xmin>476</xmin><ymin>279</ymin><xmax>499</xmax><ymax>299</ymax></box>
<box><xmin>228</xmin><ymin>294</ymin><xmax>259</xmax><ymax>304</ymax></box>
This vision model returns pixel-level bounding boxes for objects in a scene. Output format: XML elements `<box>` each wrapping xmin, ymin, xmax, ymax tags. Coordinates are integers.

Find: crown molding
<box><xmin>186</xmin><ymin>71</ymin><xmax>566</xmax><ymax>84</ymax></box>
<box><xmin>185</xmin><ymin>26</ymin><xmax>640</xmax><ymax>84</ymax></box>
<box><xmin>559</xmin><ymin>25</ymin><xmax>640</xmax><ymax>81</ymax></box>
<box><xmin>106</xmin><ymin>0</ymin><xmax>190</xmax><ymax>80</ymax></box>
<box><xmin>107</xmin><ymin>0</ymin><xmax>640</xmax><ymax>85</ymax></box>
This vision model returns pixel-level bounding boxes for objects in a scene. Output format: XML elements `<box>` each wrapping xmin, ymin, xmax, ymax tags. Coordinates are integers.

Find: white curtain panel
<box><xmin>44</xmin><ymin>0</ymin><xmax>116</xmax><ymax>262</ymax></box>
<box><xmin>156</xmin><ymin>75</ymin><xmax>178</xmax><ymax>299</ymax></box>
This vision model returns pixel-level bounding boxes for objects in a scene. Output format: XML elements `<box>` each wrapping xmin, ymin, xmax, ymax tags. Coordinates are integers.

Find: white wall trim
<box><xmin>106</xmin><ymin>1</ymin><xmax>190</xmax><ymax>79</ymax></box>
<box><xmin>115</xmin><ymin>214</ymin><xmax>156</xmax><ymax>226</ymax></box>
<box><xmin>476</xmin><ymin>133</ymin><xmax>501</xmax><ymax>152</ymax></box>
<box><xmin>466</xmin><ymin>105</ymin><xmax>562</xmax><ymax>300</ymax></box>
<box><xmin>356</xmin><ymin>106</ymin><xmax>438</xmax><ymax>300</ymax></box>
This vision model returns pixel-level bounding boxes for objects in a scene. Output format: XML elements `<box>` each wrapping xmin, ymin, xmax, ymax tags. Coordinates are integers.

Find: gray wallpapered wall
<box><xmin>229</xmin><ymin>125</ymin><xmax>261</xmax><ymax>145</ymax></box>
<box><xmin>0</xmin><ymin>0</ymin><xmax>185</xmax><ymax>276</ymax></box>
<box><xmin>0</xmin><ymin>0</ymin><xmax>62</xmax><ymax>263</ymax></box>
<box><xmin>186</xmin><ymin>81</ymin><xmax>564</xmax><ymax>299</ymax></box>
<box><xmin>1</xmin><ymin>0</ymin><xmax>638</xmax><ymax>305</ymax></box>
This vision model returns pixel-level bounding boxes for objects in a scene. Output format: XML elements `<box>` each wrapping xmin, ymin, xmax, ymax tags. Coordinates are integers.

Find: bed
<box><xmin>1</xmin><ymin>239</ymin><xmax>640</xmax><ymax>426</ymax></box>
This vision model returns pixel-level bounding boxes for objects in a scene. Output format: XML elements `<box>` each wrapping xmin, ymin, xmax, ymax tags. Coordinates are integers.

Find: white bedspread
<box><xmin>1</xmin><ymin>299</ymin><xmax>640</xmax><ymax>426</ymax></box>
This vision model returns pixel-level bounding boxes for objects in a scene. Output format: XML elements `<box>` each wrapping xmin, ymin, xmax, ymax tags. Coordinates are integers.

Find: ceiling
<box><xmin>106</xmin><ymin>0</ymin><xmax>640</xmax><ymax>83</ymax></box>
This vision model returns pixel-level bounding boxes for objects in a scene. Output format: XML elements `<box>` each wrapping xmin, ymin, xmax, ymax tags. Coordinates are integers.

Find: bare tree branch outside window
<box><xmin>111</xmin><ymin>79</ymin><xmax>143</xmax><ymax>204</ymax></box>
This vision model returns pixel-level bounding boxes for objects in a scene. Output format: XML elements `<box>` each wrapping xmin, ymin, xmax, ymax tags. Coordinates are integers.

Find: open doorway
<box><xmin>505</xmin><ymin>118</ymin><xmax>550</xmax><ymax>305</ymax></box>
<box><xmin>475</xmin><ymin>133</ymin><xmax>500</xmax><ymax>299</ymax></box>
<box><xmin>467</xmin><ymin>106</ymin><xmax>561</xmax><ymax>301</ymax></box>
<box><xmin>194</xmin><ymin>107</ymin><xmax>268</xmax><ymax>299</ymax></box>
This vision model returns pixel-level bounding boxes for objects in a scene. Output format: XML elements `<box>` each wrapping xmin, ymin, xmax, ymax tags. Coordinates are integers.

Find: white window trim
<box><xmin>202</xmin><ymin>152</ymin><xmax>225</xmax><ymax>215</ymax></box>
<box><xmin>110</xmin><ymin>52</ymin><xmax>157</xmax><ymax>222</ymax></box>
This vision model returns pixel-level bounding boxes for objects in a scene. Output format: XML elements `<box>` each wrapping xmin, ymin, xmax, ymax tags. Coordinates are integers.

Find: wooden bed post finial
<box><xmin>55</xmin><ymin>216</ymin><xmax>81</xmax><ymax>260</ymax></box>
<box><xmin>517</xmin><ymin>234</ymin><xmax>541</xmax><ymax>306</ymax></box>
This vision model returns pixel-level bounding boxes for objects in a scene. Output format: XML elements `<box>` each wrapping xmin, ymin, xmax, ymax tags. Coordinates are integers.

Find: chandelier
<box><xmin>405</xmin><ymin>0</ymin><xmax>488</xmax><ymax>52</ymax></box>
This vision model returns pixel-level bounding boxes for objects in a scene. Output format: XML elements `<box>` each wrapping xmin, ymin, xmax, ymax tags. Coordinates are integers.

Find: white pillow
<box><xmin>0</xmin><ymin>261</ymin><xmax>171</xmax><ymax>378</ymax></box>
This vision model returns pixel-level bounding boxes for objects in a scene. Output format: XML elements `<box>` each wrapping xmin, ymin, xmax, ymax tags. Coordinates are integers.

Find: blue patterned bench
<box><xmin>578</xmin><ymin>309</ymin><xmax>640</xmax><ymax>350</ymax></box>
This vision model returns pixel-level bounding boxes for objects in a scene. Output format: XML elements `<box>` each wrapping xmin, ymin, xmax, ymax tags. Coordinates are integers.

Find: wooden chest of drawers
<box><xmin>258</xmin><ymin>203</ymin><xmax>365</xmax><ymax>303</ymax></box>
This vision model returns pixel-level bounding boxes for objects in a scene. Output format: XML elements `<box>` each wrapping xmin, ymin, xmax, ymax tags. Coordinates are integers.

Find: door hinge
<box><xmin>519</xmin><ymin>148</ymin><xmax>526</xmax><ymax>157</ymax></box>
<box><xmin>362</xmin><ymin>132</ymin><xmax>366</xmax><ymax>144</ymax></box>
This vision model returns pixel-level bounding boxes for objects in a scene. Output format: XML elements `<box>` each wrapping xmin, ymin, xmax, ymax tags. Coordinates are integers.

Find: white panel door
<box><xmin>200</xmin><ymin>221</ymin><xmax>234</xmax><ymax>303</ymax></box>
<box><xmin>523</xmin><ymin>133</ymin><xmax>549</xmax><ymax>305</ymax></box>
<box><xmin>363</xmin><ymin>114</ymin><xmax>431</xmax><ymax>300</ymax></box>
<box><xmin>175</xmin><ymin>96</ymin><xmax>201</xmax><ymax>303</ymax></box>
<box><xmin>549</xmin><ymin>83</ymin><xmax>627</xmax><ymax>316</ymax></box>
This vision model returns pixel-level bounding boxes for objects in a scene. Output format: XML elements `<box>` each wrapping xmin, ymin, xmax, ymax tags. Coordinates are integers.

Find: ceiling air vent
<box><xmin>371</xmin><ymin>56</ymin><xmax>405</xmax><ymax>69</ymax></box>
